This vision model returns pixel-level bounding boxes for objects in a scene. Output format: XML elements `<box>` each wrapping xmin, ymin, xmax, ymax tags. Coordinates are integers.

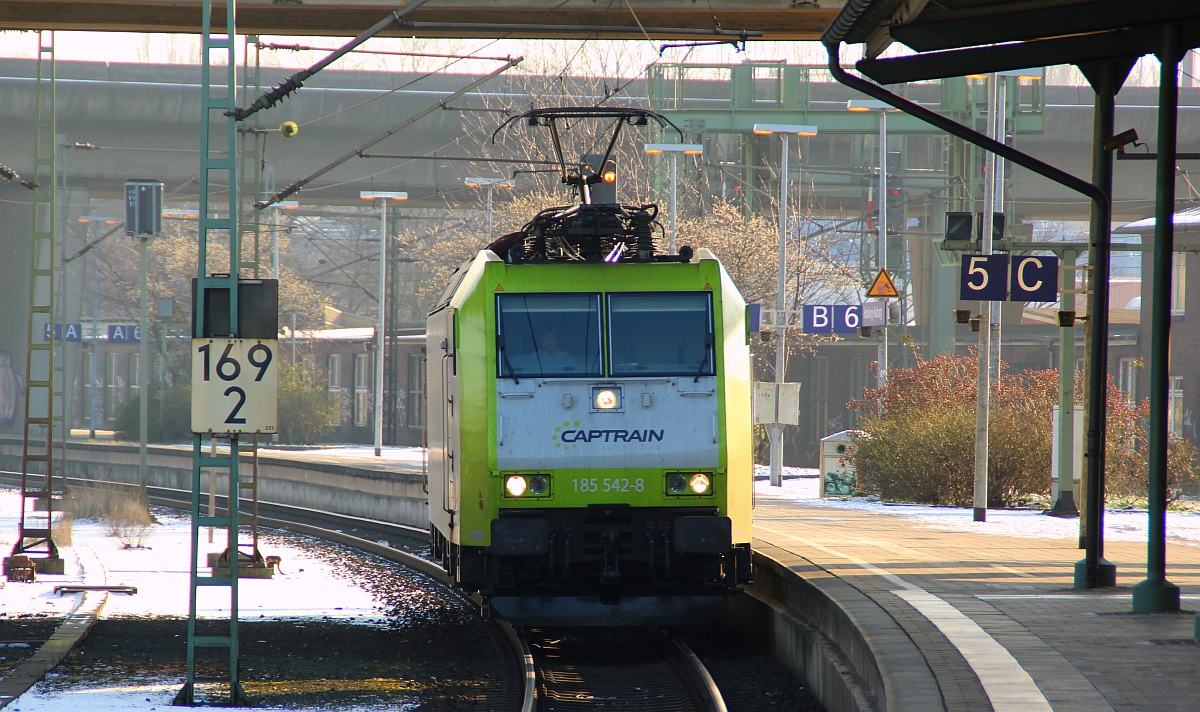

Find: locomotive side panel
<box><xmin>718</xmin><ymin>260</ymin><xmax>754</xmax><ymax>545</ymax></box>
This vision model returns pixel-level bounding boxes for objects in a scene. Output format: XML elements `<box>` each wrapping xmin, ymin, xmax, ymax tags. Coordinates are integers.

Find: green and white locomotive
<box><xmin>426</xmin><ymin>109</ymin><xmax>753</xmax><ymax>625</ymax></box>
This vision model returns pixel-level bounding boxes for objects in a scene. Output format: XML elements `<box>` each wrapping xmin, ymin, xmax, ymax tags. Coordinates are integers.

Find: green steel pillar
<box><xmin>176</xmin><ymin>0</ymin><xmax>248</xmax><ymax>705</ymax></box>
<box><xmin>1133</xmin><ymin>25</ymin><xmax>1183</xmax><ymax>614</ymax></box>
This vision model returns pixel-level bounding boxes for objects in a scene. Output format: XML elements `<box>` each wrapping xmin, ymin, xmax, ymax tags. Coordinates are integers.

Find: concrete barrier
<box><xmin>0</xmin><ymin>440</ymin><xmax>428</xmax><ymax>530</ymax></box>
<box><xmin>717</xmin><ymin>541</ymin><xmax>944</xmax><ymax>712</ymax></box>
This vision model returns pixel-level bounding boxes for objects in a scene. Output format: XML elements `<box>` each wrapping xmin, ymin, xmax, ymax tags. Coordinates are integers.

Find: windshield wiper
<box><xmin>693</xmin><ymin>334</ymin><xmax>714</xmax><ymax>382</ymax></box>
<box><xmin>497</xmin><ymin>334</ymin><xmax>520</xmax><ymax>384</ymax></box>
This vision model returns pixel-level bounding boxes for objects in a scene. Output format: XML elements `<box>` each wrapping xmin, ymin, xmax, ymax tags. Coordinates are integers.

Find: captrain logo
<box><xmin>553</xmin><ymin>420</ymin><xmax>664</xmax><ymax>448</ymax></box>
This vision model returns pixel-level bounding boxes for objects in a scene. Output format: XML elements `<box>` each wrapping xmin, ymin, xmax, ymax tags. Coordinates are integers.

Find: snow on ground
<box><xmin>753</xmin><ymin>464</ymin><xmax>1200</xmax><ymax>546</ymax></box>
<box><xmin>0</xmin><ymin>496</ymin><xmax>384</xmax><ymax>621</ymax></box>
<box><xmin>0</xmin><ymin>489</ymin><xmax>390</xmax><ymax>712</ymax></box>
<box><xmin>257</xmin><ymin>444</ymin><xmax>426</xmax><ymax>466</ymax></box>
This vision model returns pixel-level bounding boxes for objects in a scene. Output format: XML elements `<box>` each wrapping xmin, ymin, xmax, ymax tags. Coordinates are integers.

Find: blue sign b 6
<box><xmin>803</xmin><ymin>305</ymin><xmax>862</xmax><ymax>334</ymax></box>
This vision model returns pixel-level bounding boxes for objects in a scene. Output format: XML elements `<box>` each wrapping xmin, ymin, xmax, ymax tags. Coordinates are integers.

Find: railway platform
<box><xmin>750</xmin><ymin>482</ymin><xmax>1200</xmax><ymax>712</ymax></box>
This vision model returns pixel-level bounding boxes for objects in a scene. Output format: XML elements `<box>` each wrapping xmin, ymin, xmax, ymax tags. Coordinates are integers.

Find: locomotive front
<box><xmin>427</xmin><ymin>108</ymin><xmax>753</xmax><ymax>625</ymax></box>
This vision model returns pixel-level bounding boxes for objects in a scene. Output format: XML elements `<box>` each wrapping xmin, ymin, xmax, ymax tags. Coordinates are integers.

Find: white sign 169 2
<box><xmin>190</xmin><ymin>338</ymin><xmax>279</xmax><ymax>434</ymax></box>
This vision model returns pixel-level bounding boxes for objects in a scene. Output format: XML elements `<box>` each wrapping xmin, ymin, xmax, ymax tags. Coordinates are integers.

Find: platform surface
<box><xmin>752</xmin><ymin>490</ymin><xmax>1200</xmax><ymax>712</ymax></box>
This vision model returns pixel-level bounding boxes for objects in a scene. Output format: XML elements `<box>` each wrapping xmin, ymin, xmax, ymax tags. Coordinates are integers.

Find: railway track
<box><xmin>0</xmin><ymin>470</ymin><xmax>537</xmax><ymax>710</ymax></box>
<box><xmin>524</xmin><ymin>626</ymin><xmax>726</xmax><ymax>711</ymax></box>
<box><xmin>2</xmin><ymin>469</ymin><xmax>732</xmax><ymax>712</ymax></box>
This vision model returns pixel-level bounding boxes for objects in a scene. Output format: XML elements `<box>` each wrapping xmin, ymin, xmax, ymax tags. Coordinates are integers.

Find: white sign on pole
<box><xmin>753</xmin><ymin>381</ymin><xmax>801</xmax><ymax>425</ymax></box>
<box><xmin>191</xmin><ymin>338</ymin><xmax>279</xmax><ymax>434</ymax></box>
<box><xmin>861</xmin><ymin>301</ymin><xmax>886</xmax><ymax>327</ymax></box>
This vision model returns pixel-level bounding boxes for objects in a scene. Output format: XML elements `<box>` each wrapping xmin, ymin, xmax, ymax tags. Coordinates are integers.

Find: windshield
<box><xmin>608</xmin><ymin>293</ymin><xmax>714</xmax><ymax>377</ymax></box>
<box><xmin>496</xmin><ymin>293</ymin><xmax>602</xmax><ymax>378</ymax></box>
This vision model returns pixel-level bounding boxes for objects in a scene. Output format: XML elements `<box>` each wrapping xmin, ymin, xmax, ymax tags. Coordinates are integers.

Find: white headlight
<box><xmin>689</xmin><ymin>473</ymin><xmax>711</xmax><ymax>495</ymax></box>
<box><xmin>505</xmin><ymin>475</ymin><xmax>527</xmax><ymax>497</ymax></box>
<box><xmin>594</xmin><ymin>388</ymin><xmax>619</xmax><ymax>409</ymax></box>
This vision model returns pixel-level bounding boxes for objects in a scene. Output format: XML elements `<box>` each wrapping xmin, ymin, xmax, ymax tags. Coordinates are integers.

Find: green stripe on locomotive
<box><xmin>432</xmin><ymin>248</ymin><xmax>753</xmax><ymax>549</ymax></box>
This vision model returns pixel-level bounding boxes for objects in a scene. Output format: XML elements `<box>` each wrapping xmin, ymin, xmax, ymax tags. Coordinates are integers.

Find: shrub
<box><xmin>62</xmin><ymin>484</ymin><xmax>155</xmax><ymax>548</ymax></box>
<box><xmin>1103</xmin><ymin>384</ymin><xmax>1199</xmax><ymax>503</ymax></box>
<box><xmin>276</xmin><ymin>362</ymin><xmax>340</xmax><ymax>444</ymax></box>
<box><xmin>849</xmin><ymin>350</ymin><xmax>1054</xmax><ymax>507</ymax></box>
<box><xmin>105</xmin><ymin>497</ymin><xmax>155</xmax><ymax>549</ymax></box>
<box><xmin>848</xmin><ymin>350</ymin><xmax>1199</xmax><ymax>507</ymax></box>
<box><xmin>115</xmin><ymin>381</ymin><xmax>193</xmax><ymax>443</ymax></box>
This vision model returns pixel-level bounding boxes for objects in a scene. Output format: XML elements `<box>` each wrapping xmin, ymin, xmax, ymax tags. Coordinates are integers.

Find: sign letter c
<box><xmin>1017</xmin><ymin>258</ymin><xmax>1043</xmax><ymax>292</ymax></box>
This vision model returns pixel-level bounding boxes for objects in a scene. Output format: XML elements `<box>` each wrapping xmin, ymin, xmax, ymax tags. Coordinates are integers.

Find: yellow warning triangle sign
<box><xmin>866</xmin><ymin>268</ymin><xmax>900</xmax><ymax>298</ymax></box>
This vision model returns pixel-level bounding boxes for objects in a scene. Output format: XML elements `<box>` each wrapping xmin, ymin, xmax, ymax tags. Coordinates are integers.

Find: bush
<box><xmin>1103</xmin><ymin>384</ymin><xmax>1199</xmax><ymax>503</ymax></box>
<box><xmin>115</xmin><ymin>381</ymin><xmax>193</xmax><ymax>443</ymax></box>
<box><xmin>276</xmin><ymin>362</ymin><xmax>340</xmax><ymax>444</ymax></box>
<box><xmin>848</xmin><ymin>351</ymin><xmax>1199</xmax><ymax>507</ymax></box>
<box><xmin>849</xmin><ymin>351</ymin><xmax>1054</xmax><ymax>507</ymax></box>
<box><xmin>62</xmin><ymin>484</ymin><xmax>155</xmax><ymax>548</ymax></box>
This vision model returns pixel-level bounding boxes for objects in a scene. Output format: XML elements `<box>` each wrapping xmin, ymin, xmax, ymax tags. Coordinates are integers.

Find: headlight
<box><xmin>503</xmin><ymin>474</ymin><xmax>551</xmax><ymax>498</ymax></box>
<box><xmin>667</xmin><ymin>472</ymin><xmax>712</xmax><ymax>496</ymax></box>
<box><xmin>592</xmin><ymin>387</ymin><xmax>621</xmax><ymax>410</ymax></box>
<box><xmin>505</xmin><ymin>475</ymin><xmax>527</xmax><ymax>497</ymax></box>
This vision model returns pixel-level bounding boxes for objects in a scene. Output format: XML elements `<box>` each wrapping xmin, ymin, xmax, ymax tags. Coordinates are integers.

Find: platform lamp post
<box><xmin>360</xmin><ymin>191</ymin><xmax>407</xmax><ymax>457</ymax></box>
<box><xmin>265</xmin><ymin>200</ymin><xmax>299</xmax><ymax>280</ymax></box>
<box><xmin>464</xmin><ymin>177</ymin><xmax>514</xmax><ymax>236</ymax></box>
<box><xmin>76</xmin><ymin>215</ymin><xmax>119</xmax><ymax>439</ymax></box>
<box><xmin>643</xmin><ymin>143</ymin><xmax>703</xmax><ymax>255</ymax></box>
<box><xmin>752</xmin><ymin>123</ymin><xmax>819</xmax><ymax>487</ymax></box>
<box><xmin>847</xmin><ymin>100</ymin><xmax>900</xmax><ymax>388</ymax></box>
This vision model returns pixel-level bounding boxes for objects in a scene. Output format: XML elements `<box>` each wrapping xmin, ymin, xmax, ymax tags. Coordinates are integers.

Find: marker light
<box><xmin>504</xmin><ymin>474</ymin><xmax>550</xmax><ymax>497</ymax></box>
<box><xmin>593</xmin><ymin>388</ymin><xmax>619</xmax><ymax>410</ymax></box>
<box><xmin>667</xmin><ymin>472</ymin><xmax>712</xmax><ymax>495</ymax></box>
<box><xmin>602</xmin><ymin>169</ymin><xmax>616</xmax><ymax>183</ymax></box>
<box><xmin>505</xmin><ymin>475</ymin><xmax>527</xmax><ymax>497</ymax></box>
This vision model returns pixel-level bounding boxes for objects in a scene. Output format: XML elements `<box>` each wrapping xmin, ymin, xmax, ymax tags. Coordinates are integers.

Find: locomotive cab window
<box><xmin>608</xmin><ymin>293</ymin><xmax>715</xmax><ymax>377</ymax></box>
<box><xmin>496</xmin><ymin>294</ymin><xmax>602</xmax><ymax>378</ymax></box>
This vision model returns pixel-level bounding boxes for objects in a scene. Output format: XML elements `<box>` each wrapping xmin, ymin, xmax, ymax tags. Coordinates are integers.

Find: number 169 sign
<box><xmin>191</xmin><ymin>339</ymin><xmax>279</xmax><ymax>434</ymax></box>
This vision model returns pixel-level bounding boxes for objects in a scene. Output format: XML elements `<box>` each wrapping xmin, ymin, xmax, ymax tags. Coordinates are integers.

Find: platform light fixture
<box><xmin>264</xmin><ymin>201</ymin><xmax>299</xmax><ymax>279</ymax></box>
<box><xmin>752</xmin><ymin>123</ymin><xmax>818</xmax><ymax>488</ymax></box>
<box><xmin>76</xmin><ymin>216</ymin><xmax>120</xmax><ymax>439</ymax></box>
<box><xmin>846</xmin><ymin>100</ymin><xmax>900</xmax><ymax>389</ymax></box>
<box><xmin>359</xmin><ymin>191</ymin><xmax>408</xmax><ymax>457</ymax></box>
<box><xmin>644</xmin><ymin>143</ymin><xmax>703</xmax><ymax>255</ymax></box>
<box><xmin>751</xmin><ymin>123</ymin><xmax>819</xmax><ymax>137</ymax></box>
<box><xmin>162</xmin><ymin>209</ymin><xmax>200</xmax><ymax>220</ymax></box>
<box><xmin>464</xmin><ymin>177</ymin><xmax>514</xmax><ymax>235</ymax></box>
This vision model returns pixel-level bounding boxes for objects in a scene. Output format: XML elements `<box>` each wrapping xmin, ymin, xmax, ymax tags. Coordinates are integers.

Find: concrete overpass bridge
<box><xmin>1</xmin><ymin>57</ymin><xmax>1194</xmax><ymax>217</ymax></box>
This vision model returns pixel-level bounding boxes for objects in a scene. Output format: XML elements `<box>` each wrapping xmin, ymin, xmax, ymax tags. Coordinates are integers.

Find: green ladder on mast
<box><xmin>175</xmin><ymin>1</ymin><xmax>248</xmax><ymax>705</ymax></box>
<box><xmin>6</xmin><ymin>30</ymin><xmax>65</xmax><ymax>581</ymax></box>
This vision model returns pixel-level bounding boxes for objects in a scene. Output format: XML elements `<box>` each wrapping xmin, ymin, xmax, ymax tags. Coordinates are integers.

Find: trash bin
<box><xmin>820</xmin><ymin>430</ymin><xmax>865</xmax><ymax>497</ymax></box>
